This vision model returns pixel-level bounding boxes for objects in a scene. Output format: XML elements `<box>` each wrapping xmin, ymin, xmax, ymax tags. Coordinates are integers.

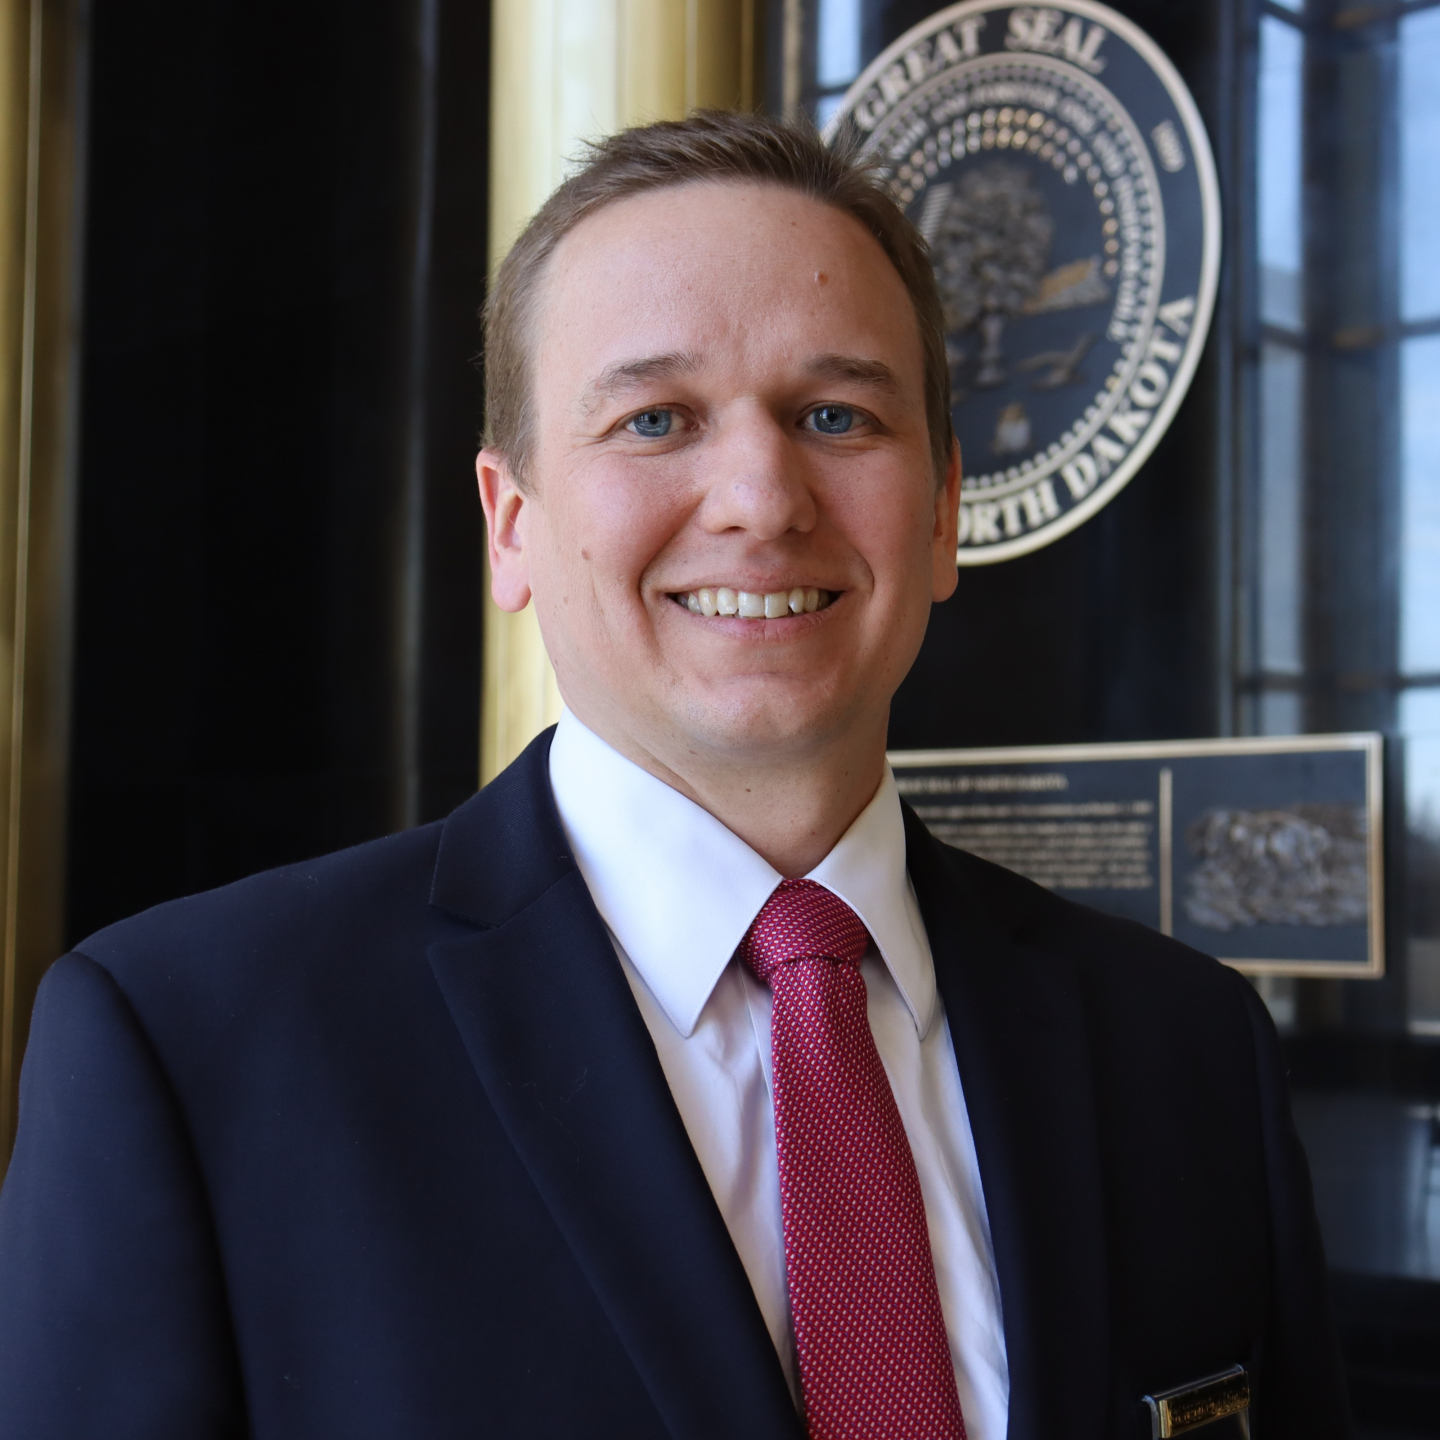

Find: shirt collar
<box><xmin>806</xmin><ymin>766</ymin><xmax>937</xmax><ymax>1040</ymax></box>
<box><xmin>548</xmin><ymin>710</ymin><xmax>936</xmax><ymax>1040</ymax></box>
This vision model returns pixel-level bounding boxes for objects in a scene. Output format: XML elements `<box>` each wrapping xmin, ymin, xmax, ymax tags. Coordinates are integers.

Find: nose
<box><xmin>694</xmin><ymin>404</ymin><xmax>818</xmax><ymax>541</ymax></box>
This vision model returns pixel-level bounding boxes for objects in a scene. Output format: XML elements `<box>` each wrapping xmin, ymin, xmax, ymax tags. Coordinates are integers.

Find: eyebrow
<box><xmin>581</xmin><ymin>351</ymin><xmax>703</xmax><ymax>410</ymax></box>
<box><xmin>577</xmin><ymin>349</ymin><xmax>902</xmax><ymax>413</ymax></box>
<box><xmin>804</xmin><ymin>353</ymin><xmax>901</xmax><ymax>392</ymax></box>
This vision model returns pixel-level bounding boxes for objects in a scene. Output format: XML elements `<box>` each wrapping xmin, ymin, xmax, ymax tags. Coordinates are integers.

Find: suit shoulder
<box><xmin>935</xmin><ymin>836</ymin><xmax>1245</xmax><ymax>1000</ymax></box>
<box><xmin>74</xmin><ymin>820</ymin><xmax>450</xmax><ymax>981</ymax></box>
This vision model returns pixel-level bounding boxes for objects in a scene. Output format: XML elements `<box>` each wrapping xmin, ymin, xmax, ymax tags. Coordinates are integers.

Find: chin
<box><xmin>674</xmin><ymin>686</ymin><xmax>862</xmax><ymax>758</ymax></box>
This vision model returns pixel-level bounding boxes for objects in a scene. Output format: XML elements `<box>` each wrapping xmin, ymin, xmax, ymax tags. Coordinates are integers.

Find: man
<box><xmin>0</xmin><ymin>112</ymin><xmax>1346</xmax><ymax>1439</ymax></box>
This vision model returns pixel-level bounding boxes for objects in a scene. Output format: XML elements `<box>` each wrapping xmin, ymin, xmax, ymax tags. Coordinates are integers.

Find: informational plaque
<box><xmin>890</xmin><ymin>734</ymin><xmax>1383</xmax><ymax>977</ymax></box>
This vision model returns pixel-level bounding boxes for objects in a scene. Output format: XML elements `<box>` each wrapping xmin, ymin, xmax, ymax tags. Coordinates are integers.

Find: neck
<box><xmin>569</xmin><ymin>710</ymin><xmax>890</xmax><ymax>878</ymax></box>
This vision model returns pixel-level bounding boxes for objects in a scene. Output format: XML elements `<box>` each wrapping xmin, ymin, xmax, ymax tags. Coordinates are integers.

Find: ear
<box><xmin>476</xmin><ymin>449</ymin><xmax>533</xmax><ymax>613</ymax></box>
<box><xmin>930</xmin><ymin>435</ymin><xmax>961</xmax><ymax>603</ymax></box>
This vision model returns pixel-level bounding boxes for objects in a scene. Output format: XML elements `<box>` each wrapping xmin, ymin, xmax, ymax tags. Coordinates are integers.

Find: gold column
<box><xmin>481</xmin><ymin>0</ymin><xmax>755</xmax><ymax>784</ymax></box>
<box><xmin>0</xmin><ymin>0</ymin><xmax>82</xmax><ymax>1161</ymax></box>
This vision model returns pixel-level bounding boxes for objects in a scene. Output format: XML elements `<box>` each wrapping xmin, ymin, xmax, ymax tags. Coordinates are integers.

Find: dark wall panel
<box><xmin>68</xmin><ymin>0</ymin><xmax>488</xmax><ymax>943</ymax></box>
<box><xmin>891</xmin><ymin>386</ymin><xmax>1224</xmax><ymax>748</ymax></box>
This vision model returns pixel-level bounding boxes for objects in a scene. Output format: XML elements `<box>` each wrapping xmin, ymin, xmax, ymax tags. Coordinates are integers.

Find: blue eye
<box><xmin>810</xmin><ymin>404</ymin><xmax>854</xmax><ymax>435</ymax></box>
<box><xmin>629</xmin><ymin>409</ymin><xmax>673</xmax><ymax>438</ymax></box>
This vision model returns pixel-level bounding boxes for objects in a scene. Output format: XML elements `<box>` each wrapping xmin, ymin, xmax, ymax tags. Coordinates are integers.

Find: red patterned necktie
<box><xmin>738</xmin><ymin>878</ymin><xmax>967</xmax><ymax>1440</ymax></box>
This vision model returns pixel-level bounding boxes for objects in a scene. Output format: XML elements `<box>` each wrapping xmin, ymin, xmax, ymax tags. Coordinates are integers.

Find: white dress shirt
<box><xmin>548</xmin><ymin>710</ymin><xmax>1009</xmax><ymax>1440</ymax></box>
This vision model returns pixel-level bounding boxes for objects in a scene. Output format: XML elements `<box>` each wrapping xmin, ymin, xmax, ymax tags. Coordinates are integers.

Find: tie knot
<box><xmin>737</xmin><ymin>879</ymin><xmax>871</xmax><ymax>985</ymax></box>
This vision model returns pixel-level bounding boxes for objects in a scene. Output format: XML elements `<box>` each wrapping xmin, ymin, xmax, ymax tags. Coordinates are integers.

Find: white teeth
<box><xmin>679</xmin><ymin>586</ymin><xmax>832</xmax><ymax>619</ymax></box>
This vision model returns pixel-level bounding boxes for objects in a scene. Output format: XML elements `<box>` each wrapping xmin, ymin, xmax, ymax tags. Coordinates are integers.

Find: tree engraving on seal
<box><xmin>933</xmin><ymin>163</ymin><xmax>1052</xmax><ymax>389</ymax></box>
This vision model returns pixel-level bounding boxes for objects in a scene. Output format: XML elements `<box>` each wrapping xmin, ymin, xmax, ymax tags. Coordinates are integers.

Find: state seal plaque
<box><xmin>825</xmin><ymin>2</ymin><xmax>1220</xmax><ymax>563</ymax></box>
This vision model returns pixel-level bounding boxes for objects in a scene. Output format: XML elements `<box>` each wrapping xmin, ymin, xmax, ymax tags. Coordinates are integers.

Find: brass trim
<box><xmin>0</xmin><ymin>0</ymin><xmax>83</xmax><ymax>1165</ymax></box>
<box><xmin>889</xmin><ymin>730</ymin><xmax>1382</xmax><ymax>767</ymax></box>
<box><xmin>1158</xmin><ymin>765</ymin><xmax>1173</xmax><ymax>937</ymax></box>
<box><xmin>780</xmin><ymin>0</ymin><xmax>802</xmax><ymax>117</ymax></box>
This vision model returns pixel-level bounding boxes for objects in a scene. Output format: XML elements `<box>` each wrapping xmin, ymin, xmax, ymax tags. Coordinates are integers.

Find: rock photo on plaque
<box><xmin>891</xmin><ymin>735</ymin><xmax>1384</xmax><ymax>977</ymax></box>
<box><xmin>826</xmin><ymin>1</ymin><xmax>1221</xmax><ymax>562</ymax></box>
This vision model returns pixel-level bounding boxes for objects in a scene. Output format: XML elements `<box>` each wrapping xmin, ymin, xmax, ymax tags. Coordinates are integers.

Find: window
<box><xmin>1241</xmin><ymin>4</ymin><xmax>1440</xmax><ymax>1315</ymax></box>
<box><xmin>815</xmin><ymin>0</ymin><xmax>862</xmax><ymax>124</ymax></box>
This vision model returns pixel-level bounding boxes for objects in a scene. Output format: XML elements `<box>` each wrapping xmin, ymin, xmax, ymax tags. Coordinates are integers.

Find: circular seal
<box><xmin>825</xmin><ymin>1</ymin><xmax>1220</xmax><ymax>564</ymax></box>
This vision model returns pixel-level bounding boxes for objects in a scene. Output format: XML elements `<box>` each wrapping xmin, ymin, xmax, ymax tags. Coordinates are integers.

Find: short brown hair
<box><xmin>482</xmin><ymin>110</ymin><xmax>952</xmax><ymax>488</ymax></box>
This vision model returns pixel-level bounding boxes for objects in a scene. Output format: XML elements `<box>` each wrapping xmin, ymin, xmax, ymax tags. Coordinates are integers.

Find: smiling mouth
<box><xmin>671</xmin><ymin>586</ymin><xmax>836</xmax><ymax>619</ymax></box>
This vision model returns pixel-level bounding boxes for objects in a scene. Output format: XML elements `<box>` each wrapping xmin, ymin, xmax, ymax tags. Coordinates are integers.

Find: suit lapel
<box><xmin>428</xmin><ymin>732</ymin><xmax>800</xmax><ymax>1440</ymax></box>
<box><xmin>904</xmin><ymin>804</ymin><xmax>1111</xmax><ymax>1440</ymax></box>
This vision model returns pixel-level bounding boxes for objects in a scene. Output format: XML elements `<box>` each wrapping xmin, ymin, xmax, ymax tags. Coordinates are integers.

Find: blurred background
<box><xmin>0</xmin><ymin>0</ymin><xmax>1434</xmax><ymax>1431</ymax></box>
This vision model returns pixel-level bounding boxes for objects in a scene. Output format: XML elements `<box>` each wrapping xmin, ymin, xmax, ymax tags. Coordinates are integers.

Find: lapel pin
<box><xmin>1142</xmin><ymin>1364</ymin><xmax>1250</xmax><ymax>1439</ymax></box>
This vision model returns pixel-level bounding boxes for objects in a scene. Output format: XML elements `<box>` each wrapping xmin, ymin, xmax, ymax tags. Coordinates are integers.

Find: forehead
<box><xmin>533</xmin><ymin>181</ymin><xmax>920</xmax><ymax>386</ymax></box>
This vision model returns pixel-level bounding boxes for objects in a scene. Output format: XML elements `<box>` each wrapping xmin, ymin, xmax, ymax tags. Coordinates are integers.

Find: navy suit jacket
<box><xmin>0</xmin><ymin>729</ymin><xmax>1348</xmax><ymax>1439</ymax></box>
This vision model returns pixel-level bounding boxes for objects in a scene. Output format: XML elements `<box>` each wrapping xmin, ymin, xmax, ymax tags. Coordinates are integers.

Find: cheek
<box><xmin>841</xmin><ymin>478</ymin><xmax>937</xmax><ymax>590</ymax></box>
<box><xmin>548</xmin><ymin>461</ymin><xmax>690</xmax><ymax>598</ymax></box>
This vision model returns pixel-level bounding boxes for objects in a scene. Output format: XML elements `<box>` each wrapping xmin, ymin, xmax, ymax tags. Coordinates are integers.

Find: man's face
<box><xmin>481</xmin><ymin>180</ymin><xmax>960</xmax><ymax>774</ymax></box>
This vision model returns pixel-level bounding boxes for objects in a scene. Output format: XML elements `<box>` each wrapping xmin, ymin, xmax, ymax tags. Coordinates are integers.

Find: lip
<box><xmin>666</xmin><ymin>585</ymin><xmax>837</xmax><ymax>597</ymax></box>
